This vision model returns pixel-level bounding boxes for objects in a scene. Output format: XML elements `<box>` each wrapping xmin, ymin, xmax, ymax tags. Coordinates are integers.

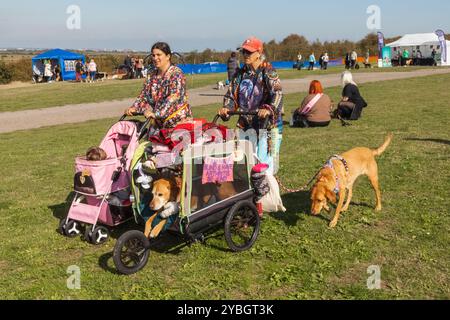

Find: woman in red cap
<box><xmin>218</xmin><ymin>36</ymin><xmax>283</xmax><ymax>175</ymax></box>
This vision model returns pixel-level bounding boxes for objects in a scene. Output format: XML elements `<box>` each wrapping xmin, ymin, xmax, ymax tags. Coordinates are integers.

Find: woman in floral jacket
<box><xmin>125</xmin><ymin>42</ymin><xmax>192</xmax><ymax>129</ymax></box>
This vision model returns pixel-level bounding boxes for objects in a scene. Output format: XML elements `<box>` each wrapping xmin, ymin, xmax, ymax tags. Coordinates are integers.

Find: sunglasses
<box><xmin>242</xmin><ymin>49</ymin><xmax>254</xmax><ymax>56</ymax></box>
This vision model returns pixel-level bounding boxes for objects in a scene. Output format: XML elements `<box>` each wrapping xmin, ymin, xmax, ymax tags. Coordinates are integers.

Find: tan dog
<box><xmin>311</xmin><ymin>134</ymin><xmax>393</xmax><ymax>228</ymax></box>
<box><xmin>144</xmin><ymin>177</ymin><xmax>181</xmax><ymax>239</ymax></box>
<box><xmin>191</xmin><ymin>182</ymin><xmax>239</xmax><ymax>211</ymax></box>
<box><xmin>86</xmin><ymin>147</ymin><xmax>107</xmax><ymax>161</ymax></box>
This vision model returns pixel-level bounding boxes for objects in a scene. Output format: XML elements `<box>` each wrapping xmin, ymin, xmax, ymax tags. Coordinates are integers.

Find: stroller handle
<box><xmin>119</xmin><ymin>113</ymin><xmax>153</xmax><ymax>141</ymax></box>
<box><xmin>119</xmin><ymin>112</ymin><xmax>145</xmax><ymax>122</ymax></box>
<box><xmin>213</xmin><ymin>111</ymin><xmax>258</xmax><ymax>124</ymax></box>
<box><xmin>213</xmin><ymin>111</ymin><xmax>271</xmax><ymax>129</ymax></box>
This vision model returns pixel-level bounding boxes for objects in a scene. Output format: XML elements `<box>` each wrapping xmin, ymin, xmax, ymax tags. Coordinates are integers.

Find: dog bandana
<box><xmin>202</xmin><ymin>155</ymin><xmax>234</xmax><ymax>185</ymax></box>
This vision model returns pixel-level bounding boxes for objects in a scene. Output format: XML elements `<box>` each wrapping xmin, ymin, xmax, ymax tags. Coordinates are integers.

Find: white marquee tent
<box><xmin>386</xmin><ymin>33</ymin><xmax>450</xmax><ymax>66</ymax></box>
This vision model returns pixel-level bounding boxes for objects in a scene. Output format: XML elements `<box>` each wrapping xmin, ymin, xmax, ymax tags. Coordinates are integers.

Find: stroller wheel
<box><xmin>61</xmin><ymin>220</ymin><xmax>82</xmax><ymax>238</ymax></box>
<box><xmin>224</xmin><ymin>200</ymin><xmax>261</xmax><ymax>252</ymax></box>
<box><xmin>113</xmin><ymin>231</ymin><xmax>150</xmax><ymax>275</ymax></box>
<box><xmin>85</xmin><ymin>226</ymin><xmax>110</xmax><ymax>245</ymax></box>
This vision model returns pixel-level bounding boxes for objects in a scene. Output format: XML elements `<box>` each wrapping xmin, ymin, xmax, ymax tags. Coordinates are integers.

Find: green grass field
<box><xmin>0</xmin><ymin>73</ymin><xmax>449</xmax><ymax>300</ymax></box>
<box><xmin>0</xmin><ymin>66</ymin><xmax>442</xmax><ymax>113</ymax></box>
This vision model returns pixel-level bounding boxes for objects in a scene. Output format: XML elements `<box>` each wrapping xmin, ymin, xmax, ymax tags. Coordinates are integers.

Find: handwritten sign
<box><xmin>202</xmin><ymin>156</ymin><xmax>234</xmax><ymax>184</ymax></box>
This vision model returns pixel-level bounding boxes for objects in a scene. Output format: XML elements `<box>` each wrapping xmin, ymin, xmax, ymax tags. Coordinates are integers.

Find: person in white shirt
<box><xmin>350</xmin><ymin>50</ymin><xmax>358</xmax><ymax>69</ymax></box>
<box><xmin>296</xmin><ymin>53</ymin><xmax>303</xmax><ymax>70</ymax></box>
<box><xmin>44</xmin><ymin>60</ymin><xmax>53</xmax><ymax>82</ymax></box>
<box><xmin>322</xmin><ymin>53</ymin><xmax>329</xmax><ymax>70</ymax></box>
<box><xmin>88</xmin><ymin>59</ymin><xmax>97</xmax><ymax>83</ymax></box>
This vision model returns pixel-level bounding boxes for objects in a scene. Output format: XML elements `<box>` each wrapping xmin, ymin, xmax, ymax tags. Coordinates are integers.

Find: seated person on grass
<box><xmin>336</xmin><ymin>71</ymin><xmax>367</xmax><ymax>121</ymax></box>
<box><xmin>291</xmin><ymin>80</ymin><xmax>332</xmax><ymax>128</ymax></box>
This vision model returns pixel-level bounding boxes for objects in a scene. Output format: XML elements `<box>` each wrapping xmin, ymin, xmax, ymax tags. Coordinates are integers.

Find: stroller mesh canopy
<box><xmin>99</xmin><ymin>121</ymin><xmax>140</xmax><ymax>169</ymax></box>
<box><xmin>182</xmin><ymin>140</ymin><xmax>256</xmax><ymax>217</ymax></box>
<box><xmin>74</xmin><ymin>121</ymin><xmax>140</xmax><ymax>196</ymax></box>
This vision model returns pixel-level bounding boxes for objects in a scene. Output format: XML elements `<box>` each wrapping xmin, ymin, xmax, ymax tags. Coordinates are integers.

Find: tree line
<box><xmin>1</xmin><ymin>33</ymin><xmax>449</xmax><ymax>84</ymax></box>
<box><xmin>182</xmin><ymin>33</ymin><xmax>405</xmax><ymax>64</ymax></box>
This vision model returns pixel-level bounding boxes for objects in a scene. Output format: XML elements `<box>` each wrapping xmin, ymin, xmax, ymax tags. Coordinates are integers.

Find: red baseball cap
<box><xmin>241</xmin><ymin>37</ymin><xmax>264</xmax><ymax>53</ymax></box>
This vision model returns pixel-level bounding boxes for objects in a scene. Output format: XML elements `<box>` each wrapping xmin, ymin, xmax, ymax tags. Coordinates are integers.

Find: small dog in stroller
<box><xmin>86</xmin><ymin>147</ymin><xmax>107</xmax><ymax>161</ymax></box>
<box><xmin>59</xmin><ymin>116</ymin><xmax>151</xmax><ymax>245</ymax></box>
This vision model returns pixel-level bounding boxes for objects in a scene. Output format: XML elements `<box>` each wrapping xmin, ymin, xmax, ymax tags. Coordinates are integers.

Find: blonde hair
<box><xmin>341</xmin><ymin>71</ymin><xmax>357</xmax><ymax>87</ymax></box>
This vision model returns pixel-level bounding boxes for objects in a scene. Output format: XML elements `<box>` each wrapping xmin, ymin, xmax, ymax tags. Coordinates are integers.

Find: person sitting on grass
<box><xmin>336</xmin><ymin>71</ymin><xmax>367</xmax><ymax>121</ymax></box>
<box><xmin>291</xmin><ymin>80</ymin><xmax>332</xmax><ymax>128</ymax></box>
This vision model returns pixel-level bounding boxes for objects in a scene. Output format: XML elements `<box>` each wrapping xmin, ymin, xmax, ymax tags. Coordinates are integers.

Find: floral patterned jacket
<box><xmin>223</xmin><ymin>62</ymin><xmax>283</xmax><ymax>131</ymax></box>
<box><xmin>133</xmin><ymin>65</ymin><xmax>192</xmax><ymax>129</ymax></box>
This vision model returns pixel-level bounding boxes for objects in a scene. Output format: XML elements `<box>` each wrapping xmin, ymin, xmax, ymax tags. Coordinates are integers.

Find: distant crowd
<box><xmin>293</xmin><ymin>50</ymin><xmax>371</xmax><ymax>71</ymax></box>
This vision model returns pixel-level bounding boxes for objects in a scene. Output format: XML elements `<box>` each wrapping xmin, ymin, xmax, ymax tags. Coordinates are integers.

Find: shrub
<box><xmin>9</xmin><ymin>58</ymin><xmax>32</xmax><ymax>82</ymax></box>
<box><xmin>0</xmin><ymin>61</ymin><xmax>13</xmax><ymax>84</ymax></box>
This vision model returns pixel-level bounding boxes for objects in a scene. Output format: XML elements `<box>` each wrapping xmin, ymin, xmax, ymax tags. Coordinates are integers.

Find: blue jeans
<box><xmin>256</xmin><ymin>128</ymin><xmax>282</xmax><ymax>176</ymax></box>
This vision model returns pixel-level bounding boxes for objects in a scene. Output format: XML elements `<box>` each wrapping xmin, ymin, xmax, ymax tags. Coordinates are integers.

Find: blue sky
<box><xmin>0</xmin><ymin>0</ymin><xmax>449</xmax><ymax>51</ymax></box>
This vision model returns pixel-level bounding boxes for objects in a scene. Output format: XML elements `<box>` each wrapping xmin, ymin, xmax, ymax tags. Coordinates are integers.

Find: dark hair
<box><xmin>151</xmin><ymin>42</ymin><xmax>172</xmax><ymax>57</ymax></box>
<box><xmin>231</xmin><ymin>52</ymin><xmax>237</xmax><ymax>58</ymax></box>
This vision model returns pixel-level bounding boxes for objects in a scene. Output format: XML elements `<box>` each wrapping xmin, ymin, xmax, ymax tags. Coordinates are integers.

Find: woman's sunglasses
<box><xmin>241</xmin><ymin>49</ymin><xmax>254</xmax><ymax>56</ymax></box>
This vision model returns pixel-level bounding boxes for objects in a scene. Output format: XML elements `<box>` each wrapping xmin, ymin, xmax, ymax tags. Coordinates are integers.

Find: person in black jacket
<box><xmin>336</xmin><ymin>71</ymin><xmax>367</xmax><ymax>120</ymax></box>
<box><xmin>227</xmin><ymin>52</ymin><xmax>240</xmax><ymax>83</ymax></box>
<box><xmin>75</xmin><ymin>60</ymin><xmax>83</xmax><ymax>82</ymax></box>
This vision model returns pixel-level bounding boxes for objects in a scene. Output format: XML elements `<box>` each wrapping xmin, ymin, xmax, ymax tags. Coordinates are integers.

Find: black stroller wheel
<box><xmin>85</xmin><ymin>226</ymin><xmax>110</xmax><ymax>245</ymax></box>
<box><xmin>61</xmin><ymin>219</ymin><xmax>82</xmax><ymax>238</ymax></box>
<box><xmin>58</xmin><ymin>219</ymin><xmax>67</xmax><ymax>235</ymax></box>
<box><xmin>224</xmin><ymin>201</ymin><xmax>261</xmax><ymax>252</ymax></box>
<box><xmin>113</xmin><ymin>231</ymin><xmax>150</xmax><ymax>275</ymax></box>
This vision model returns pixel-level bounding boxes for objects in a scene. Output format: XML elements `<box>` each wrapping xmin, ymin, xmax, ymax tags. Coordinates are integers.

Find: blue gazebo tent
<box><xmin>32</xmin><ymin>49</ymin><xmax>85</xmax><ymax>81</ymax></box>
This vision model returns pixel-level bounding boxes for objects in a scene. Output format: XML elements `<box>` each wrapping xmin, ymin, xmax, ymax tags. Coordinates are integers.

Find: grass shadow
<box><xmin>270</xmin><ymin>191</ymin><xmax>311</xmax><ymax>227</ymax></box>
<box><xmin>98</xmin><ymin>252</ymin><xmax>121</xmax><ymax>275</ymax></box>
<box><xmin>98</xmin><ymin>232</ymin><xmax>189</xmax><ymax>274</ymax></box>
<box><xmin>274</xmin><ymin>191</ymin><xmax>373</xmax><ymax>226</ymax></box>
<box><xmin>48</xmin><ymin>192</ymin><xmax>75</xmax><ymax>223</ymax></box>
<box><xmin>350</xmin><ymin>202</ymin><xmax>373</xmax><ymax>209</ymax></box>
<box><xmin>405</xmin><ymin>138</ymin><xmax>450</xmax><ymax>146</ymax></box>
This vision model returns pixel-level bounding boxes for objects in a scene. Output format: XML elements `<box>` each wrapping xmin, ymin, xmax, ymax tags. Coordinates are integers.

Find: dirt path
<box><xmin>1</xmin><ymin>68</ymin><xmax>449</xmax><ymax>134</ymax></box>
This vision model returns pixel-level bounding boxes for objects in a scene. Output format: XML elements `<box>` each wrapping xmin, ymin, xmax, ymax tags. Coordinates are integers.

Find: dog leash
<box><xmin>337</xmin><ymin>114</ymin><xmax>352</xmax><ymax>127</ymax></box>
<box><xmin>275</xmin><ymin>168</ymin><xmax>322</xmax><ymax>194</ymax></box>
<box><xmin>275</xmin><ymin>155</ymin><xmax>349</xmax><ymax>195</ymax></box>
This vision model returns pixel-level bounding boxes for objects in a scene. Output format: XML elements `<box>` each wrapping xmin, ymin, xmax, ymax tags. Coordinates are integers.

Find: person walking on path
<box><xmin>350</xmin><ymin>50</ymin><xmax>358</xmax><ymax>69</ymax></box>
<box><xmin>322</xmin><ymin>53</ymin><xmax>329</xmax><ymax>70</ymax></box>
<box><xmin>308</xmin><ymin>53</ymin><xmax>316</xmax><ymax>71</ymax></box>
<box><xmin>88</xmin><ymin>59</ymin><xmax>97</xmax><ymax>83</ymax></box>
<box><xmin>75</xmin><ymin>60</ymin><xmax>83</xmax><ymax>82</ymax></box>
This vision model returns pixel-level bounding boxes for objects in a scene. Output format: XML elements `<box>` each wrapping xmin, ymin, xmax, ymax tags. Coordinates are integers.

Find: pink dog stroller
<box><xmin>59</xmin><ymin>115</ymin><xmax>151</xmax><ymax>245</ymax></box>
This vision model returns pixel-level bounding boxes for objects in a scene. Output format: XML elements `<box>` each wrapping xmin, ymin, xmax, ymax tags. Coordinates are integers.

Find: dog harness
<box><xmin>324</xmin><ymin>155</ymin><xmax>349</xmax><ymax>194</ymax></box>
